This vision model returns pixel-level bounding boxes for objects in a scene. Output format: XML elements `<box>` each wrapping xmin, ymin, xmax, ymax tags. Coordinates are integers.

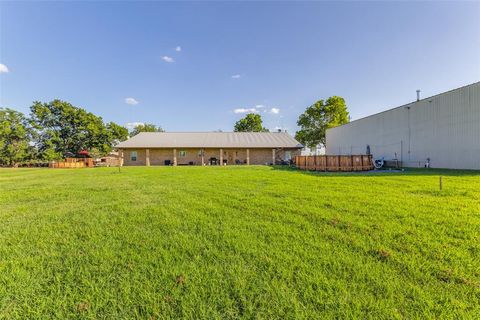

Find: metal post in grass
<box><xmin>118</xmin><ymin>150</ymin><xmax>122</xmax><ymax>173</ymax></box>
<box><xmin>439</xmin><ymin>176</ymin><xmax>442</xmax><ymax>190</ymax></box>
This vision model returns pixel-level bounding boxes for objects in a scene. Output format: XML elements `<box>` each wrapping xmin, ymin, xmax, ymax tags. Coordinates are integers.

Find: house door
<box><xmin>227</xmin><ymin>151</ymin><xmax>234</xmax><ymax>164</ymax></box>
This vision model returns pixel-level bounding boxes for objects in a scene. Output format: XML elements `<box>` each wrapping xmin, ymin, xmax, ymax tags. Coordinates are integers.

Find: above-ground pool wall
<box><xmin>326</xmin><ymin>82</ymin><xmax>480</xmax><ymax>170</ymax></box>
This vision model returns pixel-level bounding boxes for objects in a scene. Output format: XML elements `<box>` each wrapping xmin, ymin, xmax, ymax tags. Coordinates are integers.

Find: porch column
<box><xmin>146</xmin><ymin>149</ymin><xmax>150</xmax><ymax>166</ymax></box>
<box><xmin>119</xmin><ymin>149</ymin><xmax>124</xmax><ymax>167</ymax></box>
<box><xmin>201</xmin><ymin>149</ymin><xmax>205</xmax><ymax>166</ymax></box>
<box><xmin>246</xmin><ymin>148</ymin><xmax>250</xmax><ymax>165</ymax></box>
<box><xmin>220</xmin><ymin>148</ymin><xmax>223</xmax><ymax>165</ymax></box>
<box><xmin>272</xmin><ymin>148</ymin><xmax>276</xmax><ymax>165</ymax></box>
<box><xmin>173</xmin><ymin>148</ymin><xmax>177</xmax><ymax>166</ymax></box>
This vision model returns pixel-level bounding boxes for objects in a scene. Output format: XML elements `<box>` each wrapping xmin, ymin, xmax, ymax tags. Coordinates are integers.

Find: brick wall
<box><xmin>121</xmin><ymin>149</ymin><xmax>146</xmax><ymax>166</ymax></box>
<box><xmin>120</xmin><ymin>148</ymin><xmax>300</xmax><ymax>166</ymax></box>
<box><xmin>175</xmin><ymin>148</ymin><xmax>203</xmax><ymax>165</ymax></box>
<box><xmin>150</xmin><ymin>149</ymin><xmax>174</xmax><ymax>165</ymax></box>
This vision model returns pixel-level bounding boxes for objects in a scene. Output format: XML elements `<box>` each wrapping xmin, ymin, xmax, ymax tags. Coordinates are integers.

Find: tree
<box><xmin>29</xmin><ymin>100</ymin><xmax>127</xmax><ymax>159</ymax></box>
<box><xmin>295</xmin><ymin>96</ymin><xmax>349</xmax><ymax>149</ymax></box>
<box><xmin>130</xmin><ymin>123</ymin><xmax>164</xmax><ymax>137</ymax></box>
<box><xmin>106</xmin><ymin>122</ymin><xmax>129</xmax><ymax>145</ymax></box>
<box><xmin>234</xmin><ymin>113</ymin><xmax>269</xmax><ymax>132</ymax></box>
<box><xmin>0</xmin><ymin>108</ymin><xmax>33</xmax><ymax>166</ymax></box>
<box><xmin>88</xmin><ymin>147</ymin><xmax>103</xmax><ymax>161</ymax></box>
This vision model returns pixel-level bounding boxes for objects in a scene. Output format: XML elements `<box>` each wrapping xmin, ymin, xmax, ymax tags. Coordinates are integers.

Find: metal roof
<box><xmin>116</xmin><ymin>132</ymin><xmax>303</xmax><ymax>149</ymax></box>
<box><xmin>327</xmin><ymin>81</ymin><xmax>480</xmax><ymax>131</ymax></box>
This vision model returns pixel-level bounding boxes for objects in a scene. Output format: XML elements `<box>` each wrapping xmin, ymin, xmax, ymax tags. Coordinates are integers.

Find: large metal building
<box><xmin>326</xmin><ymin>82</ymin><xmax>480</xmax><ymax>170</ymax></box>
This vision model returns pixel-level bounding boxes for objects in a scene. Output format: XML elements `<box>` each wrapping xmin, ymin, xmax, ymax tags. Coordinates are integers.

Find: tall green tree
<box><xmin>107</xmin><ymin>122</ymin><xmax>129</xmax><ymax>145</ymax></box>
<box><xmin>29</xmin><ymin>100</ymin><xmax>127</xmax><ymax>159</ymax></box>
<box><xmin>0</xmin><ymin>108</ymin><xmax>33</xmax><ymax>166</ymax></box>
<box><xmin>130</xmin><ymin>123</ymin><xmax>164</xmax><ymax>137</ymax></box>
<box><xmin>295</xmin><ymin>96</ymin><xmax>349</xmax><ymax>149</ymax></box>
<box><xmin>234</xmin><ymin>113</ymin><xmax>269</xmax><ymax>132</ymax></box>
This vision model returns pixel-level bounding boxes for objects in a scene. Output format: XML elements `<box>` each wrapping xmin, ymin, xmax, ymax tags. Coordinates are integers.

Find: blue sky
<box><xmin>1</xmin><ymin>1</ymin><xmax>479</xmax><ymax>133</ymax></box>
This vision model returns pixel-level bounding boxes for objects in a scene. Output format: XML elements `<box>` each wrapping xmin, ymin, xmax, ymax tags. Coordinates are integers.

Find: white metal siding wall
<box><xmin>326</xmin><ymin>82</ymin><xmax>480</xmax><ymax>170</ymax></box>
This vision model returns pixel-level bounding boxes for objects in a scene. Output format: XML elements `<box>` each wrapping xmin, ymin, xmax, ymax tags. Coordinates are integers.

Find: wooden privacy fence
<box><xmin>49</xmin><ymin>158</ymin><xmax>94</xmax><ymax>169</ymax></box>
<box><xmin>295</xmin><ymin>155</ymin><xmax>373</xmax><ymax>172</ymax></box>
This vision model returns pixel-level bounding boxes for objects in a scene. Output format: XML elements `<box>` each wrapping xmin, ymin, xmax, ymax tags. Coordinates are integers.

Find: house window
<box><xmin>285</xmin><ymin>151</ymin><xmax>292</xmax><ymax>161</ymax></box>
<box><xmin>179</xmin><ymin>150</ymin><xmax>186</xmax><ymax>157</ymax></box>
<box><xmin>130</xmin><ymin>151</ymin><xmax>137</xmax><ymax>161</ymax></box>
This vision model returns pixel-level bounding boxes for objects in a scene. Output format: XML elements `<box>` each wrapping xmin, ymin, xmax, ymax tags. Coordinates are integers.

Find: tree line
<box><xmin>0</xmin><ymin>100</ymin><xmax>161</xmax><ymax>166</ymax></box>
<box><xmin>1</xmin><ymin>96</ymin><xmax>349</xmax><ymax>166</ymax></box>
<box><xmin>233</xmin><ymin>96</ymin><xmax>349</xmax><ymax>149</ymax></box>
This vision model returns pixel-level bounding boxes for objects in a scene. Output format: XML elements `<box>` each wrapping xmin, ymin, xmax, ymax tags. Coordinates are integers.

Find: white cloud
<box><xmin>231</xmin><ymin>74</ymin><xmax>241</xmax><ymax>79</ymax></box>
<box><xmin>233</xmin><ymin>104</ymin><xmax>281</xmax><ymax>115</ymax></box>
<box><xmin>125</xmin><ymin>122</ymin><xmax>144</xmax><ymax>130</ymax></box>
<box><xmin>0</xmin><ymin>63</ymin><xmax>9</xmax><ymax>73</ymax></box>
<box><xmin>270</xmin><ymin>107</ymin><xmax>280</xmax><ymax>114</ymax></box>
<box><xmin>162</xmin><ymin>56</ymin><xmax>175</xmax><ymax>63</ymax></box>
<box><xmin>175</xmin><ymin>46</ymin><xmax>182</xmax><ymax>52</ymax></box>
<box><xmin>233</xmin><ymin>108</ymin><xmax>258</xmax><ymax>114</ymax></box>
<box><xmin>125</xmin><ymin>97</ymin><xmax>139</xmax><ymax>105</ymax></box>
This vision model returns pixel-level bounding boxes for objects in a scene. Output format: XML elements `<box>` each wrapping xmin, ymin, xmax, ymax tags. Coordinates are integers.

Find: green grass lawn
<box><xmin>0</xmin><ymin>166</ymin><xmax>479</xmax><ymax>319</ymax></box>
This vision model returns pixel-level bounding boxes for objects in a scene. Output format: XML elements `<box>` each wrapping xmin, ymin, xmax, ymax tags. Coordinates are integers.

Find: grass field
<box><xmin>0</xmin><ymin>166</ymin><xmax>479</xmax><ymax>319</ymax></box>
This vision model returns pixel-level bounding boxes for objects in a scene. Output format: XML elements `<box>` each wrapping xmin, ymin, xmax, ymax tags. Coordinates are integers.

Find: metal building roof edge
<box><xmin>327</xmin><ymin>81</ymin><xmax>480</xmax><ymax>132</ymax></box>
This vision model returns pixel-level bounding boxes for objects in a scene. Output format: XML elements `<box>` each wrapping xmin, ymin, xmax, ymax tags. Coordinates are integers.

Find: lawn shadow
<box><xmin>271</xmin><ymin>165</ymin><xmax>480</xmax><ymax>178</ymax></box>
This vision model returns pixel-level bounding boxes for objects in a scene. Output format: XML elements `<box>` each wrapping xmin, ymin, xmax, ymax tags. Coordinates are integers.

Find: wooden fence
<box><xmin>295</xmin><ymin>155</ymin><xmax>373</xmax><ymax>172</ymax></box>
<box><xmin>49</xmin><ymin>158</ymin><xmax>94</xmax><ymax>169</ymax></box>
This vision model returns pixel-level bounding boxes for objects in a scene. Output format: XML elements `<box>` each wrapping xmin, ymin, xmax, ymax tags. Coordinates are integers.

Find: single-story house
<box><xmin>116</xmin><ymin>132</ymin><xmax>303</xmax><ymax>166</ymax></box>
